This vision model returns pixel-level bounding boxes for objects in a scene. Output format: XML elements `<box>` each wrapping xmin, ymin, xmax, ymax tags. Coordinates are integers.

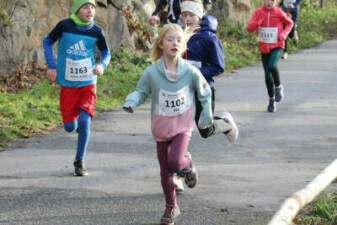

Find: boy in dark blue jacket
<box><xmin>173</xmin><ymin>0</ymin><xmax>238</xmax><ymax>194</ymax></box>
<box><xmin>181</xmin><ymin>1</ymin><xmax>236</xmax><ymax>140</ymax></box>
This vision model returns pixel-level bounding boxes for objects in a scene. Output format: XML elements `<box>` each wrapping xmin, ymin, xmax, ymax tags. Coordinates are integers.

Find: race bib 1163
<box><xmin>65</xmin><ymin>58</ymin><xmax>93</xmax><ymax>82</ymax></box>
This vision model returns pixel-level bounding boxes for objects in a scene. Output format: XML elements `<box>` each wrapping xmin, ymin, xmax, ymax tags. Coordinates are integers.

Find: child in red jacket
<box><xmin>247</xmin><ymin>0</ymin><xmax>293</xmax><ymax>112</ymax></box>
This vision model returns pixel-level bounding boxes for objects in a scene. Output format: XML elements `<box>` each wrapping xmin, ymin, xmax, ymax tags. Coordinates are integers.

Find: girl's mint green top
<box><xmin>124</xmin><ymin>57</ymin><xmax>213</xmax><ymax>141</ymax></box>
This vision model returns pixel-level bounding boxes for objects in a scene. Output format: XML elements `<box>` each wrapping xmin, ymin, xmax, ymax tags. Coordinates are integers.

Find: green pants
<box><xmin>261</xmin><ymin>47</ymin><xmax>283</xmax><ymax>98</ymax></box>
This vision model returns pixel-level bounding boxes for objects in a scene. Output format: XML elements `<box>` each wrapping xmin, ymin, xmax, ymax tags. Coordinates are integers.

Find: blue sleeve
<box><xmin>43</xmin><ymin>35</ymin><xmax>57</xmax><ymax>69</ymax></box>
<box><xmin>200</xmin><ymin>39</ymin><xmax>225</xmax><ymax>80</ymax></box>
<box><xmin>97</xmin><ymin>29</ymin><xmax>111</xmax><ymax>69</ymax></box>
<box><xmin>43</xmin><ymin>21</ymin><xmax>64</xmax><ymax>69</ymax></box>
<box><xmin>98</xmin><ymin>49</ymin><xmax>111</xmax><ymax>69</ymax></box>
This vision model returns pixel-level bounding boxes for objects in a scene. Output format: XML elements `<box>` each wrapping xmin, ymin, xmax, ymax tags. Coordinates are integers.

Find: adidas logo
<box><xmin>66</xmin><ymin>40</ymin><xmax>88</xmax><ymax>56</ymax></box>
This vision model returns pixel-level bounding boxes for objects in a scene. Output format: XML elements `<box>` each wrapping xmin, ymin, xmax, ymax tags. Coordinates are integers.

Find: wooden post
<box><xmin>268</xmin><ymin>159</ymin><xmax>337</xmax><ymax>225</ymax></box>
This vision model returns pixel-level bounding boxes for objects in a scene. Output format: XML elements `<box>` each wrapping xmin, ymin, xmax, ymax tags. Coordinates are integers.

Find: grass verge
<box><xmin>294</xmin><ymin>192</ymin><xmax>337</xmax><ymax>225</ymax></box>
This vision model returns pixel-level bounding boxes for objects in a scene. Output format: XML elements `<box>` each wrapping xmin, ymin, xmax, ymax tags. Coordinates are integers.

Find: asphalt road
<box><xmin>1</xmin><ymin>39</ymin><xmax>337</xmax><ymax>225</ymax></box>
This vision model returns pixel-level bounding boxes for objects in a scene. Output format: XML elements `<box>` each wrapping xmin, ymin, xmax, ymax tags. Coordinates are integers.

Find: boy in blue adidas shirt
<box><xmin>43</xmin><ymin>0</ymin><xmax>111</xmax><ymax>176</ymax></box>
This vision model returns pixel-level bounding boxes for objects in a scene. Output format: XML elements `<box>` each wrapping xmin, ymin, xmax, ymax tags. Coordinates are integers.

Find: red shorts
<box><xmin>60</xmin><ymin>84</ymin><xmax>97</xmax><ymax>123</ymax></box>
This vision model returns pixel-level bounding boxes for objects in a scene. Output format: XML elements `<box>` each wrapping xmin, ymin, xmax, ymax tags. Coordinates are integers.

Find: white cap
<box><xmin>181</xmin><ymin>1</ymin><xmax>204</xmax><ymax>18</ymax></box>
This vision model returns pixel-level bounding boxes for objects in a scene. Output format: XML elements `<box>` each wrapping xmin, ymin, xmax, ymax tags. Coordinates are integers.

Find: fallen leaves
<box><xmin>0</xmin><ymin>62</ymin><xmax>46</xmax><ymax>94</ymax></box>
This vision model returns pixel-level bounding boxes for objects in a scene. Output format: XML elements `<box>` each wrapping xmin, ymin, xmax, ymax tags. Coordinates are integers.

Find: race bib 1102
<box><xmin>65</xmin><ymin>58</ymin><xmax>93</xmax><ymax>82</ymax></box>
<box><xmin>258</xmin><ymin>27</ymin><xmax>278</xmax><ymax>44</ymax></box>
<box><xmin>158</xmin><ymin>87</ymin><xmax>192</xmax><ymax>117</ymax></box>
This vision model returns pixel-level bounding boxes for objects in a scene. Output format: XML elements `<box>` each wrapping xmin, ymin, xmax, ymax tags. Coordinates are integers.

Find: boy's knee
<box><xmin>64</xmin><ymin>122</ymin><xmax>76</xmax><ymax>132</ymax></box>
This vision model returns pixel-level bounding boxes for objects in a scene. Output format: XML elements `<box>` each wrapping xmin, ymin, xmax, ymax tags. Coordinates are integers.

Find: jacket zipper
<box><xmin>267</xmin><ymin>10</ymin><xmax>270</xmax><ymax>53</ymax></box>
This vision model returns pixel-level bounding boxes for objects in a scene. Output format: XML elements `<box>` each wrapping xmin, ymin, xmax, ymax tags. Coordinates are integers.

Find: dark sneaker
<box><xmin>173</xmin><ymin>151</ymin><xmax>193</xmax><ymax>193</ymax></box>
<box><xmin>184</xmin><ymin>167</ymin><xmax>198</xmax><ymax>188</ymax></box>
<box><xmin>267</xmin><ymin>99</ymin><xmax>276</xmax><ymax>113</ymax></box>
<box><xmin>160</xmin><ymin>206</ymin><xmax>181</xmax><ymax>225</ymax></box>
<box><xmin>275</xmin><ymin>86</ymin><xmax>284</xmax><ymax>102</ymax></box>
<box><xmin>73</xmin><ymin>160</ymin><xmax>88</xmax><ymax>176</ymax></box>
<box><xmin>176</xmin><ymin>152</ymin><xmax>198</xmax><ymax>188</ymax></box>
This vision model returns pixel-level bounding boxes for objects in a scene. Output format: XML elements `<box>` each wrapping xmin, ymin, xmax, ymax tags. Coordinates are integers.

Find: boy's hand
<box><xmin>93</xmin><ymin>64</ymin><xmax>104</xmax><ymax>76</ymax></box>
<box><xmin>148</xmin><ymin>15</ymin><xmax>158</xmax><ymax>26</ymax></box>
<box><xmin>123</xmin><ymin>106</ymin><xmax>134</xmax><ymax>113</ymax></box>
<box><xmin>46</xmin><ymin>69</ymin><xmax>57</xmax><ymax>83</ymax></box>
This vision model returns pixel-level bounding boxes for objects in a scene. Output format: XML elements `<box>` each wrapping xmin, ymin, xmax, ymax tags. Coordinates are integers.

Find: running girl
<box><xmin>247</xmin><ymin>0</ymin><xmax>293</xmax><ymax>112</ymax></box>
<box><xmin>123</xmin><ymin>23</ymin><xmax>233</xmax><ymax>225</ymax></box>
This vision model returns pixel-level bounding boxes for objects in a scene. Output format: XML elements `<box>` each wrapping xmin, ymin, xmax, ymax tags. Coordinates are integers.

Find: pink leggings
<box><xmin>156</xmin><ymin>133</ymin><xmax>192</xmax><ymax>209</ymax></box>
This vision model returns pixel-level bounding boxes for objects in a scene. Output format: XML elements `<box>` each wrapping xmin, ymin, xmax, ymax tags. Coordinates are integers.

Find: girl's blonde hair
<box><xmin>150</xmin><ymin>23</ymin><xmax>189</xmax><ymax>63</ymax></box>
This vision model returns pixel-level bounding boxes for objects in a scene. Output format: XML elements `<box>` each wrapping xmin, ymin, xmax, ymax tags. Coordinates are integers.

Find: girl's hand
<box><xmin>279</xmin><ymin>33</ymin><xmax>287</xmax><ymax>41</ymax></box>
<box><xmin>93</xmin><ymin>65</ymin><xmax>104</xmax><ymax>76</ymax></box>
<box><xmin>46</xmin><ymin>69</ymin><xmax>57</xmax><ymax>83</ymax></box>
<box><xmin>148</xmin><ymin>15</ymin><xmax>158</xmax><ymax>26</ymax></box>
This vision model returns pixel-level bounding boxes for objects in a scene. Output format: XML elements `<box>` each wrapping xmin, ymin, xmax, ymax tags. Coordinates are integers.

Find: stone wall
<box><xmin>0</xmin><ymin>0</ymin><xmax>254</xmax><ymax>77</ymax></box>
<box><xmin>0</xmin><ymin>0</ymin><xmax>156</xmax><ymax>76</ymax></box>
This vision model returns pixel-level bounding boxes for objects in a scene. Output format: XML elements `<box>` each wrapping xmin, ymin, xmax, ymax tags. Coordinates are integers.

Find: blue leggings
<box><xmin>64</xmin><ymin>109</ymin><xmax>91</xmax><ymax>161</ymax></box>
<box><xmin>261</xmin><ymin>47</ymin><xmax>283</xmax><ymax>98</ymax></box>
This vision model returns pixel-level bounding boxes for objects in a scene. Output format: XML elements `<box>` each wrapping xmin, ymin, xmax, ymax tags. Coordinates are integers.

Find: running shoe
<box><xmin>73</xmin><ymin>160</ymin><xmax>88</xmax><ymax>176</ymax></box>
<box><xmin>267</xmin><ymin>99</ymin><xmax>276</xmax><ymax>113</ymax></box>
<box><xmin>275</xmin><ymin>86</ymin><xmax>284</xmax><ymax>103</ymax></box>
<box><xmin>160</xmin><ymin>206</ymin><xmax>181</xmax><ymax>225</ymax></box>
<box><xmin>222</xmin><ymin>111</ymin><xmax>239</xmax><ymax>143</ymax></box>
<box><xmin>173</xmin><ymin>173</ymin><xmax>184</xmax><ymax>194</ymax></box>
<box><xmin>176</xmin><ymin>152</ymin><xmax>198</xmax><ymax>188</ymax></box>
<box><xmin>282</xmin><ymin>52</ymin><xmax>288</xmax><ymax>59</ymax></box>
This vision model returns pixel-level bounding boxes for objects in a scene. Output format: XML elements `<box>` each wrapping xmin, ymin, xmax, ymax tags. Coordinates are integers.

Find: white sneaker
<box><xmin>221</xmin><ymin>111</ymin><xmax>239</xmax><ymax>143</ymax></box>
<box><xmin>173</xmin><ymin>174</ymin><xmax>184</xmax><ymax>194</ymax></box>
<box><xmin>282</xmin><ymin>52</ymin><xmax>288</xmax><ymax>59</ymax></box>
